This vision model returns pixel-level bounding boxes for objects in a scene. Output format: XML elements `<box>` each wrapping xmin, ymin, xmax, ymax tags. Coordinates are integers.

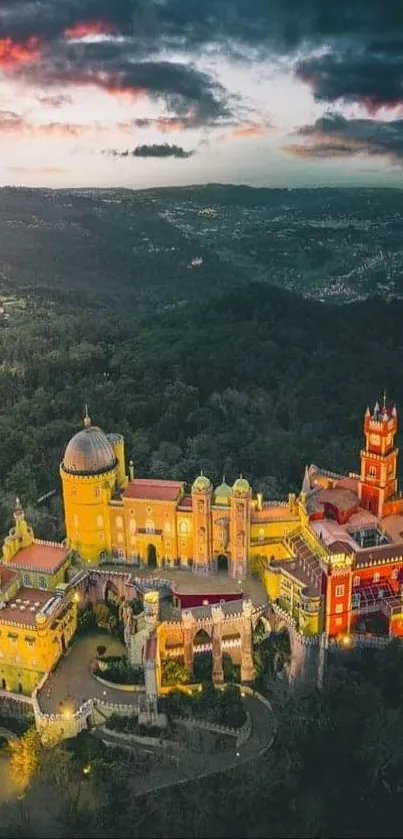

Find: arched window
<box><xmin>116</xmin><ymin>516</ymin><xmax>123</xmax><ymax>530</ymax></box>
<box><xmin>164</xmin><ymin>521</ymin><xmax>171</xmax><ymax>533</ymax></box>
<box><xmin>179</xmin><ymin>520</ymin><xmax>189</xmax><ymax>534</ymax></box>
<box><xmin>129</xmin><ymin>518</ymin><xmax>136</xmax><ymax>534</ymax></box>
<box><xmin>145</xmin><ymin>520</ymin><xmax>155</xmax><ymax>534</ymax></box>
<box><xmin>373</xmin><ymin>572</ymin><xmax>380</xmax><ymax>583</ymax></box>
<box><xmin>368</xmin><ymin>466</ymin><xmax>376</xmax><ymax>478</ymax></box>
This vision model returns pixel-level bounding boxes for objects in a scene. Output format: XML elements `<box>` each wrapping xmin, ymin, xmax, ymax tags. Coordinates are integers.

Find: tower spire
<box><xmin>383</xmin><ymin>389</ymin><xmax>387</xmax><ymax>411</ymax></box>
<box><xmin>84</xmin><ymin>404</ymin><xmax>91</xmax><ymax>428</ymax></box>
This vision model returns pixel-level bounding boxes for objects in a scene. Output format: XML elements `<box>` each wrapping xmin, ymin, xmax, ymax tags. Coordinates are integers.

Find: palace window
<box><xmin>164</xmin><ymin>521</ymin><xmax>171</xmax><ymax>533</ymax></box>
<box><xmin>129</xmin><ymin>519</ymin><xmax>136</xmax><ymax>534</ymax></box>
<box><xmin>179</xmin><ymin>520</ymin><xmax>189</xmax><ymax>534</ymax></box>
<box><xmin>335</xmin><ymin>604</ymin><xmax>343</xmax><ymax>614</ymax></box>
<box><xmin>391</xmin><ymin>568</ymin><xmax>399</xmax><ymax>579</ymax></box>
<box><xmin>335</xmin><ymin>584</ymin><xmax>345</xmax><ymax>598</ymax></box>
<box><xmin>373</xmin><ymin>572</ymin><xmax>380</xmax><ymax>583</ymax></box>
<box><xmin>39</xmin><ymin>577</ymin><xmax>47</xmax><ymax>589</ymax></box>
<box><xmin>145</xmin><ymin>520</ymin><xmax>155</xmax><ymax>534</ymax></box>
<box><xmin>94</xmin><ymin>487</ymin><xmax>100</xmax><ymax>499</ymax></box>
<box><xmin>116</xmin><ymin>516</ymin><xmax>123</xmax><ymax>530</ymax></box>
<box><xmin>353</xmin><ymin>576</ymin><xmax>360</xmax><ymax>587</ymax></box>
<box><xmin>352</xmin><ymin>593</ymin><xmax>360</xmax><ymax>608</ymax></box>
<box><xmin>118</xmin><ymin>549</ymin><xmax>125</xmax><ymax>560</ymax></box>
<box><xmin>23</xmin><ymin>574</ymin><xmax>31</xmax><ymax>586</ymax></box>
<box><xmin>368</xmin><ymin>466</ymin><xmax>376</xmax><ymax>478</ymax></box>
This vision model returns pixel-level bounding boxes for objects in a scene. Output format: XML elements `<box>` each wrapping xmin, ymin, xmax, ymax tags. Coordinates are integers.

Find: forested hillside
<box><xmin>0</xmin><ymin>274</ymin><xmax>402</xmax><ymax>542</ymax></box>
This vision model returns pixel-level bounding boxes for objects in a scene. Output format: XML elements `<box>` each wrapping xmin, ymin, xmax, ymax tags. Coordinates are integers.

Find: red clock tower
<box><xmin>358</xmin><ymin>395</ymin><xmax>399</xmax><ymax>516</ymax></box>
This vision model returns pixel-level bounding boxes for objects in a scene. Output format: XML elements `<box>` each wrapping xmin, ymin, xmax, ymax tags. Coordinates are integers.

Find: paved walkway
<box><xmin>37</xmin><ymin>632</ymin><xmax>141</xmax><ymax>715</ymax></box>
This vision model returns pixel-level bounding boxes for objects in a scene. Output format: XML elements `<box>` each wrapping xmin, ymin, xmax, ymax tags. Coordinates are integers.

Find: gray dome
<box><xmin>63</xmin><ymin>425</ymin><xmax>117</xmax><ymax>476</ymax></box>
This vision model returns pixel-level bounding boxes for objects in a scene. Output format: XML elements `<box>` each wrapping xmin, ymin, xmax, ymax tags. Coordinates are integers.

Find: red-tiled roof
<box><xmin>124</xmin><ymin>479</ymin><xmax>184</xmax><ymax>502</ymax></box>
<box><xmin>0</xmin><ymin>566</ymin><xmax>19</xmax><ymax>591</ymax></box>
<box><xmin>178</xmin><ymin>495</ymin><xmax>192</xmax><ymax>509</ymax></box>
<box><xmin>0</xmin><ymin>587</ymin><xmax>53</xmax><ymax>626</ymax></box>
<box><xmin>9</xmin><ymin>543</ymin><xmax>69</xmax><ymax>574</ymax></box>
<box><xmin>336</xmin><ymin>477</ymin><xmax>359</xmax><ymax>493</ymax></box>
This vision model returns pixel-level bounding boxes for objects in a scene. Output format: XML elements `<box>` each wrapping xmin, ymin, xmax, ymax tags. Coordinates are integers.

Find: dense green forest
<box><xmin>3</xmin><ymin>643</ymin><xmax>403</xmax><ymax>838</ymax></box>
<box><xmin>0</xmin><ymin>276</ymin><xmax>402</xmax><ymax>542</ymax></box>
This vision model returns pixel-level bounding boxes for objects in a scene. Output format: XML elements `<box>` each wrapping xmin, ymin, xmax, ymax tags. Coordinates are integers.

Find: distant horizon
<box><xmin>2</xmin><ymin>181</ymin><xmax>403</xmax><ymax>193</ymax></box>
<box><xmin>0</xmin><ymin>2</ymin><xmax>402</xmax><ymax>189</ymax></box>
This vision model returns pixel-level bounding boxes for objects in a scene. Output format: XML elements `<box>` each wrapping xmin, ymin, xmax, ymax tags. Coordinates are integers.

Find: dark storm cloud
<box><xmin>103</xmin><ymin>142</ymin><xmax>194</xmax><ymax>158</ymax></box>
<box><xmin>16</xmin><ymin>41</ymin><xmax>232</xmax><ymax>125</ymax></box>
<box><xmin>1</xmin><ymin>1</ymin><xmax>403</xmax><ymax>115</ymax></box>
<box><xmin>296</xmin><ymin>49</ymin><xmax>403</xmax><ymax>109</ymax></box>
<box><xmin>284</xmin><ymin>113</ymin><xmax>403</xmax><ymax>164</ymax></box>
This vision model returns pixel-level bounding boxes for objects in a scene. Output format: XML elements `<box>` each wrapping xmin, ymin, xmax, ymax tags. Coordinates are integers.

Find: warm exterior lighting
<box><xmin>83</xmin><ymin>764</ymin><xmax>91</xmax><ymax>775</ymax></box>
<box><xmin>63</xmin><ymin>708</ymin><xmax>72</xmax><ymax>719</ymax></box>
<box><xmin>73</xmin><ymin>592</ymin><xmax>80</xmax><ymax>602</ymax></box>
<box><xmin>341</xmin><ymin>634</ymin><xmax>352</xmax><ymax>647</ymax></box>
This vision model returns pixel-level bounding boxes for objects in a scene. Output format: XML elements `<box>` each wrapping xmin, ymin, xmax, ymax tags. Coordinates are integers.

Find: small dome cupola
<box><xmin>62</xmin><ymin>410</ymin><xmax>117</xmax><ymax>476</ymax></box>
<box><xmin>191</xmin><ymin>471</ymin><xmax>211</xmax><ymax>493</ymax></box>
<box><xmin>232</xmin><ymin>475</ymin><xmax>251</xmax><ymax>495</ymax></box>
<box><xmin>213</xmin><ymin>477</ymin><xmax>232</xmax><ymax>506</ymax></box>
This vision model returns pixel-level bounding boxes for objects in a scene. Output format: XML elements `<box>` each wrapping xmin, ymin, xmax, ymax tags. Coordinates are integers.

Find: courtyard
<box><xmin>37</xmin><ymin>632</ymin><xmax>140</xmax><ymax>716</ymax></box>
<box><xmin>103</xmin><ymin>563</ymin><xmax>268</xmax><ymax>607</ymax></box>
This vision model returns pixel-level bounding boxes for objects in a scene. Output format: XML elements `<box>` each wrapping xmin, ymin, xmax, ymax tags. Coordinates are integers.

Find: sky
<box><xmin>0</xmin><ymin>0</ymin><xmax>403</xmax><ymax>189</ymax></box>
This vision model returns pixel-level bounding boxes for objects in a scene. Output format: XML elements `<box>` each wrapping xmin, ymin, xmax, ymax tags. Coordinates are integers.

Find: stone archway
<box><xmin>217</xmin><ymin>554</ymin><xmax>229</xmax><ymax>572</ymax></box>
<box><xmin>147</xmin><ymin>543</ymin><xmax>157</xmax><ymax>569</ymax></box>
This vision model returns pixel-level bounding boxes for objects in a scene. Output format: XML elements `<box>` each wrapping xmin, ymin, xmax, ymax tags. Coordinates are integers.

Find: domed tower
<box><xmin>60</xmin><ymin>409</ymin><xmax>118</xmax><ymax>563</ymax></box>
<box><xmin>230</xmin><ymin>476</ymin><xmax>251</xmax><ymax>581</ymax></box>
<box><xmin>191</xmin><ymin>472</ymin><xmax>213</xmax><ymax>572</ymax></box>
<box><xmin>213</xmin><ymin>479</ymin><xmax>232</xmax><ymax>507</ymax></box>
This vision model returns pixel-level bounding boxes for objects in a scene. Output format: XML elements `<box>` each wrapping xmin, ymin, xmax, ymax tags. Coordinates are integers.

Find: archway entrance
<box><xmin>147</xmin><ymin>544</ymin><xmax>157</xmax><ymax>569</ymax></box>
<box><xmin>193</xmin><ymin>628</ymin><xmax>210</xmax><ymax>647</ymax></box>
<box><xmin>217</xmin><ymin>554</ymin><xmax>228</xmax><ymax>573</ymax></box>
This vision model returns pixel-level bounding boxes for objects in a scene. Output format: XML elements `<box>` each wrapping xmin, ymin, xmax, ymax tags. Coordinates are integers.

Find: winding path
<box><xmin>97</xmin><ymin>692</ymin><xmax>275</xmax><ymax>798</ymax></box>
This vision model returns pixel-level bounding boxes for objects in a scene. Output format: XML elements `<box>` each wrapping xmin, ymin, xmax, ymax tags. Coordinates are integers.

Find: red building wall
<box><xmin>326</xmin><ymin>569</ymin><xmax>352</xmax><ymax>637</ymax></box>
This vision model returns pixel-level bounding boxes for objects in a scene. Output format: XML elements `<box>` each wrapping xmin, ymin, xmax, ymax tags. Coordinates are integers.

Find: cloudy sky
<box><xmin>0</xmin><ymin>0</ymin><xmax>403</xmax><ymax>188</ymax></box>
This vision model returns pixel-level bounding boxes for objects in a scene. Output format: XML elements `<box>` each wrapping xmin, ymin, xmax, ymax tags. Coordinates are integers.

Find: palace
<box><xmin>1</xmin><ymin>395</ymin><xmax>403</xmax><ymax>699</ymax></box>
<box><xmin>58</xmin><ymin>398</ymin><xmax>403</xmax><ymax>640</ymax></box>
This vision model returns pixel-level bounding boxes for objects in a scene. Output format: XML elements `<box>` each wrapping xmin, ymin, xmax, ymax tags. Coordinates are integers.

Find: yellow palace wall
<box><xmin>0</xmin><ymin>598</ymin><xmax>77</xmax><ymax>694</ymax></box>
<box><xmin>61</xmin><ymin>465</ymin><xmax>118</xmax><ymax>563</ymax></box>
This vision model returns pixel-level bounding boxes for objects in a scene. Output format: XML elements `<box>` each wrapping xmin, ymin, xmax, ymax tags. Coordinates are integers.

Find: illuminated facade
<box><xmin>59</xmin><ymin>398</ymin><xmax>403</xmax><ymax>642</ymax></box>
<box><xmin>0</xmin><ymin>501</ymin><xmax>77</xmax><ymax>694</ymax></box>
